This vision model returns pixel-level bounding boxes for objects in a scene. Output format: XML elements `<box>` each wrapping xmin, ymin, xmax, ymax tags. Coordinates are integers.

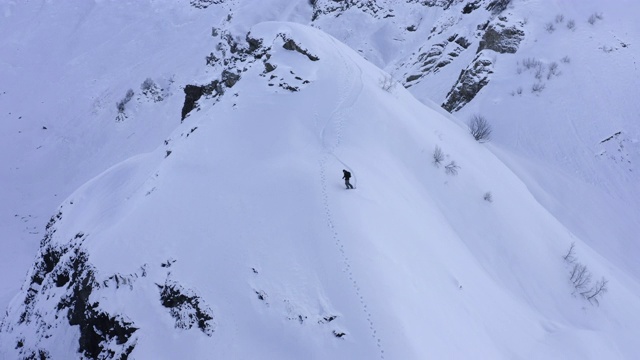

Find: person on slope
<box><xmin>342</xmin><ymin>169</ymin><xmax>354</xmax><ymax>189</ymax></box>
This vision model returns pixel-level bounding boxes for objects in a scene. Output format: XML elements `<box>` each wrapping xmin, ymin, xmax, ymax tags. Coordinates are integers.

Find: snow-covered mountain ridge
<box><xmin>1</xmin><ymin>0</ymin><xmax>639</xmax><ymax>359</ymax></box>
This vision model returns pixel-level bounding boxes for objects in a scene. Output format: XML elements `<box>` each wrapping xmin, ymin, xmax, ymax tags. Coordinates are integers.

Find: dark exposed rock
<box><xmin>157</xmin><ymin>279</ymin><xmax>215</xmax><ymax>336</ymax></box>
<box><xmin>189</xmin><ymin>0</ymin><xmax>222</xmax><ymax>9</ymax></box>
<box><xmin>23</xmin><ymin>349</ymin><xmax>51</xmax><ymax>360</ymax></box>
<box><xmin>221</xmin><ymin>70</ymin><xmax>241</xmax><ymax>87</ymax></box>
<box><xmin>282</xmin><ymin>38</ymin><xmax>320</xmax><ymax>61</ymax></box>
<box><xmin>442</xmin><ymin>53</ymin><xmax>493</xmax><ymax>112</ymax></box>
<box><xmin>486</xmin><ymin>0</ymin><xmax>512</xmax><ymax>14</ymax></box>
<box><xmin>311</xmin><ymin>0</ymin><xmax>389</xmax><ymax>21</ymax></box>
<box><xmin>264</xmin><ymin>62</ymin><xmax>277</xmax><ymax>73</ymax></box>
<box><xmin>462</xmin><ymin>0</ymin><xmax>481</xmax><ymax>14</ymax></box>
<box><xmin>477</xmin><ymin>24</ymin><xmax>524</xmax><ymax>54</ymax></box>
<box><xmin>402</xmin><ymin>37</ymin><xmax>469</xmax><ymax>87</ymax></box>
<box><xmin>8</xmin><ymin>218</ymin><xmax>139</xmax><ymax>359</ymax></box>
<box><xmin>455</xmin><ymin>36</ymin><xmax>472</xmax><ymax>49</ymax></box>
<box><xmin>181</xmin><ymin>85</ymin><xmax>205</xmax><ymax>121</ymax></box>
<box><xmin>407</xmin><ymin>0</ymin><xmax>457</xmax><ymax>10</ymax></box>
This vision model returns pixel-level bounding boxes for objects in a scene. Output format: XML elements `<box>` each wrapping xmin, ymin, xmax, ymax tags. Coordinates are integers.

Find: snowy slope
<box><xmin>1</xmin><ymin>0</ymin><xmax>640</xmax><ymax>359</ymax></box>
<box><xmin>3</xmin><ymin>18</ymin><xmax>640</xmax><ymax>359</ymax></box>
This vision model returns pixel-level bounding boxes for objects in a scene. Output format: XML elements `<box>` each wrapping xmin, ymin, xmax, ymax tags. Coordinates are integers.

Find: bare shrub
<box><xmin>600</xmin><ymin>45</ymin><xmax>614</xmax><ymax>53</ymax></box>
<box><xmin>563</xmin><ymin>242</ymin><xmax>576</xmax><ymax>263</ymax></box>
<box><xmin>522</xmin><ymin>57</ymin><xmax>542</xmax><ymax>70</ymax></box>
<box><xmin>588</xmin><ymin>12</ymin><xmax>603</xmax><ymax>25</ymax></box>
<box><xmin>563</xmin><ymin>243</ymin><xmax>608</xmax><ymax>306</ymax></box>
<box><xmin>570</xmin><ymin>263</ymin><xmax>592</xmax><ymax>292</ymax></box>
<box><xmin>468</xmin><ymin>115</ymin><xmax>492</xmax><ymax>142</ymax></box>
<box><xmin>585</xmin><ymin>278</ymin><xmax>608</xmax><ymax>305</ymax></box>
<box><xmin>380</xmin><ymin>75</ymin><xmax>397</xmax><ymax>93</ymax></box>
<box><xmin>566</xmin><ymin>19</ymin><xmax>576</xmax><ymax>30</ymax></box>
<box><xmin>483</xmin><ymin>192</ymin><xmax>493</xmax><ymax>202</ymax></box>
<box><xmin>545</xmin><ymin>22</ymin><xmax>556</xmax><ymax>33</ymax></box>
<box><xmin>531</xmin><ymin>82</ymin><xmax>545</xmax><ymax>94</ymax></box>
<box><xmin>547</xmin><ymin>62</ymin><xmax>560</xmax><ymax>79</ymax></box>
<box><xmin>516</xmin><ymin>86</ymin><xmax>523</xmax><ymax>95</ymax></box>
<box><xmin>561</xmin><ymin>56</ymin><xmax>571</xmax><ymax>64</ymax></box>
<box><xmin>534</xmin><ymin>65</ymin><xmax>545</xmax><ymax>80</ymax></box>
<box><xmin>141</xmin><ymin>78</ymin><xmax>156</xmax><ymax>92</ymax></box>
<box><xmin>555</xmin><ymin>14</ymin><xmax>564</xmax><ymax>23</ymax></box>
<box><xmin>445</xmin><ymin>161</ymin><xmax>460</xmax><ymax>175</ymax></box>
<box><xmin>433</xmin><ymin>145</ymin><xmax>444</xmax><ymax>167</ymax></box>
<box><xmin>116</xmin><ymin>89</ymin><xmax>134</xmax><ymax>113</ymax></box>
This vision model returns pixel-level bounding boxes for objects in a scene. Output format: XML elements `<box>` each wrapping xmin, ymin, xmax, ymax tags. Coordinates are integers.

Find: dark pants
<box><xmin>345</xmin><ymin>179</ymin><xmax>353</xmax><ymax>189</ymax></box>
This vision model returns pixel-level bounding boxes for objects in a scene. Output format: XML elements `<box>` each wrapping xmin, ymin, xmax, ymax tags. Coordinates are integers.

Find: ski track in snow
<box><xmin>317</xmin><ymin>40</ymin><xmax>385</xmax><ymax>359</ymax></box>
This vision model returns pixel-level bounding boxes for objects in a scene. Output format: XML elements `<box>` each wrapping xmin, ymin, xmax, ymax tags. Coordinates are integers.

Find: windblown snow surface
<box><xmin>1</xmin><ymin>1</ymin><xmax>639</xmax><ymax>359</ymax></box>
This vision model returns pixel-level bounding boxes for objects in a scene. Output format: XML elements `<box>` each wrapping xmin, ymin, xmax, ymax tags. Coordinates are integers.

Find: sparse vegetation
<box><xmin>545</xmin><ymin>22</ymin><xmax>556</xmax><ymax>33</ymax></box>
<box><xmin>563</xmin><ymin>243</ymin><xmax>608</xmax><ymax>306</ymax></box>
<box><xmin>380</xmin><ymin>75</ymin><xmax>397</xmax><ymax>93</ymax></box>
<box><xmin>468</xmin><ymin>115</ymin><xmax>492</xmax><ymax>142</ymax></box>
<box><xmin>588</xmin><ymin>12</ymin><xmax>603</xmax><ymax>25</ymax></box>
<box><xmin>521</xmin><ymin>57</ymin><xmax>542</xmax><ymax>70</ymax></box>
<box><xmin>445</xmin><ymin>161</ymin><xmax>460</xmax><ymax>175</ymax></box>
<box><xmin>531</xmin><ymin>82</ymin><xmax>545</xmax><ymax>94</ymax></box>
<box><xmin>433</xmin><ymin>145</ymin><xmax>444</xmax><ymax>167</ymax></box>
<box><xmin>555</xmin><ymin>14</ymin><xmax>564</xmax><ymax>23</ymax></box>
<box><xmin>561</xmin><ymin>56</ymin><xmax>571</xmax><ymax>64</ymax></box>
<box><xmin>140</xmin><ymin>78</ymin><xmax>156</xmax><ymax>92</ymax></box>
<box><xmin>566</xmin><ymin>19</ymin><xmax>576</xmax><ymax>30</ymax></box>
<box><xmin>116</xmin><ymin>89</ymin><xmax>134</xmax><ymax>114</ymax></box>
<box><xmin>483</xmin><ymin>192</ymin><xmax>493</xmax><ymax>202</ymax></box>
<box><xmin>547</xmin><ymin>62</ymin><xmax>560</xmax><ymax>79</ymax></box>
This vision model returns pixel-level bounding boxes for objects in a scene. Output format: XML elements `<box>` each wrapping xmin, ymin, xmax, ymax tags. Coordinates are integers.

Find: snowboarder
<box><xmin>342</xmin><ymin>169</ymin><xmax>354</xmax><ymax>189</ymax></box>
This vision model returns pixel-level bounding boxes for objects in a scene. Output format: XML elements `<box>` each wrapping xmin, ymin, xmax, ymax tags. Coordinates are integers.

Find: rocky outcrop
<box><xmin>311</xmin><ymin>0</ymin><xmax>390</xmax><ymax>21</ymax></box>
<box><xmin>282</xmin><ymin>37</ymin><xmax>320</xmax><ymax>61</ymax></box>
<box><xmin>442</xmin><ymin>53</ymin><xmax>493</xmax><ymax>112</ymax></box>
<box><xmin>157</xmin><ymin>279</ymin><xmax>215</xmax><ymax>336</ymax></box>
<box><xmin>477</xmin><ymin>23</ymin><xmax>524</xmax><ymax>54</ymax></box>
<box><xmin>1</xmin><ymin>212</ymin><xmax>139</xmax><ymax>360</ymax></box>
<box><xmin>403</xmin><ymin>34</ymin><xmax>472</xmax><ymax>87</ymax></box>
<box><xmin>189</xmin><ymin>0</ymin><xmax>222</xmax><ymax>9</ymax></box>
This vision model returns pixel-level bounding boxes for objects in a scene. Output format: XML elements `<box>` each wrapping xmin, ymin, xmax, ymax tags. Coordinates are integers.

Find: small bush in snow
<box><xmin>534</xmin><ymin>65</ymin><xmax>545</xmax><ymax>80</ymax></box>
<box><xmin>141</xmin><ymin>78</ymin><xmax>156</xmax><ymax>92</ymax></box>
<box><xmin>531</xmin><ymin>82</ymin><xmax>545</xmax><ymax>94</ymax></box>
<box><xmin>468</xmin><ymin>115</ymin><xmax>492</xmax><ymax>142</ymax></box>
<box><xmin>483</xmin><ymin>192</ymin><xmax>493</xmax><ymax>202</ymax></box>
<box><xmin>563</xmin><ymin>242</ymin><xmax>576</xmax><ymax>263</ymax></box>
<box><xmin>545</xmin><ymin>22</ymin><xmax>556</xmax><ymax>33</ymax></box>
<box><xmin>588</xmin><ymin>12</ymin><xmax>603</xmax><ymax>25</ymax></box>
<box><xmin>433</xmin><ymin>145</ymin><xmax>444</xmax><ymax>167</ymax></box>
<box><xmin>566</xmin><ymin>19</ymin><xmax>576</xmax><ymax>30</ymax></box>
<box><xmin>445</xmin><ymin>161</ymin><xmax>460</xmax><ymax>176</ymax></box>
<box><xmin>561</xmin><ymin>56</ymin><xmax>571</xmax><ymax>64</ymax></box>
<box><xmin>116</xmin><ymin>89</ymin><xmax>134</xmax><ymax>113</ymax></box>
<box><xmin>600</xmin><ymin>45</ymin><xmax>614</xmax><ymax>53</ymax></box>
<box><xmin>547</xmin><ymin>62</ymin><xmax>560</xmax><ymax>79</ymax></box>
<box><xmin>140</xmin><ymin>78</ymin><xmax>164</xmax><ymax>102</ymax></box>
<box><xmin>563</xmin><ymin>243</ymin><xmax>608</xmax><ymax>306</ymax></box>
<box><xmin>379</xmin><ymin>75</ymin><xmax>397</xmax><ymax>93</ymax></box>
<box><xmin>516</xmin><ymin>86</ymin><xmax>523</xmax><ymax>95</ymax></box>
<box><xmin>522</xmin><ymin>58</ymin><xmax>542</xmax><ymax>70</ymax></box>
<box><xmin>555</xmin><ymin>14</ymin><xmax>564</xmax><ymax>23</ymax></box>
